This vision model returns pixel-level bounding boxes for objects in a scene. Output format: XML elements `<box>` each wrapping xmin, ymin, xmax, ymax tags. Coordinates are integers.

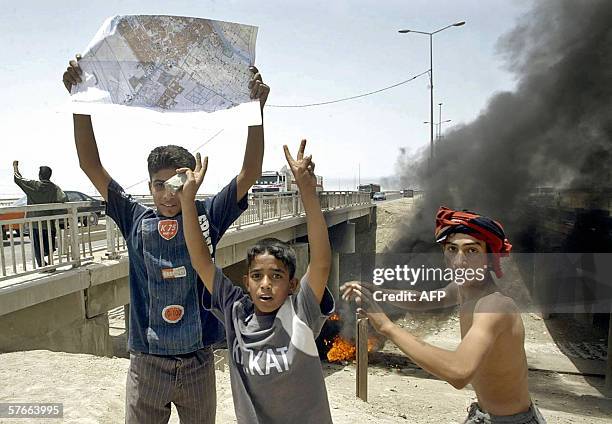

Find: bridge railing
<box><xmin>0</xmin><ymin>202</ymin><xmax>105</xmax><ymax>280</ymax></box>
<box><xmin>1</xmin><ymin>192</ymin><xmax>372</xmax><ymax>278</ymax></box>
<box><xmin>106</xmin><ymin>191</ymin><xmax>372</xmax><ymax>256</ymax></box>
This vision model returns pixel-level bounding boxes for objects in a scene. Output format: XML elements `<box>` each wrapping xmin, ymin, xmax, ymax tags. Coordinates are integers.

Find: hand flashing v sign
<box><xmin>283</xmin><ymin>139</ymin><xmax>317</xmax><ymax>192</ymax></box>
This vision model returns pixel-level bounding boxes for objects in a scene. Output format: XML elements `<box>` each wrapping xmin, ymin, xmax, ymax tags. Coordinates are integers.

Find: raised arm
<box><xmin>283</xmin><ymin>140</ymin><xmax>331</xmax><ymax>302</ymax></box>
<box><xmin>12</xmin><ymin>161</ymin><xmax>22</xmax><ymax>179</ymax></box>
<box><xmin>63</xmin><ymin>55</ymin><xmax>112</xmax><ymax>200</ymax></box>
<box><xmin>236</xmin><ymin>66</ymin><xmax>270</xmax><ymax>201</ymax></box>
<box><xmin>12</xmin><ymin>160</ymin><xmax>40</xmax><ymax>192</ymax></box>
<box><xmin>341</xmin><ymin>281</ymin><xmax>459</xmax><ymax>311</ymax></box>
<box><xmin>176</xmin><ymin>154</ymin><xmax>215</xmax><ymax>294</ymax></box>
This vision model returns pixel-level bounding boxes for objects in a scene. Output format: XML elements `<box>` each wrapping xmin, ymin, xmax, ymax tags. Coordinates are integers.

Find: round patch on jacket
<box><xmin>162</xmin><ymin>305</ymin><xmax>184</xmax><ymax>323</ymax></box>
<box><xmin>158</xmin><ymin>219</ymin><xmax>178</xmax><ymax>240</ymax></box>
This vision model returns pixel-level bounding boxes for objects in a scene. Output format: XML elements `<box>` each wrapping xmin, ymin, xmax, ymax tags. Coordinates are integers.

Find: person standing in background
<box><xmin>13</xmin><ymin>160</ymin><xmax>68</xmax><ymax>268</ymax></box>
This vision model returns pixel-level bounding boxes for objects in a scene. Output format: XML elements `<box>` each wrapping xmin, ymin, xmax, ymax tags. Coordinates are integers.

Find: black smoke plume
<box><xmin>392</xmin><ymin>0</ymin><xmax>612</xmax><ymax>254</ymax></box>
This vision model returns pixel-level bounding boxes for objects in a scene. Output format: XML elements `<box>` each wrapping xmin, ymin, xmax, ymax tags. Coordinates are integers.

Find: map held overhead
<box><xmin>71</xmin><ymin>15</ymin><xmax>258</xmax><ymax>114</ymax></box>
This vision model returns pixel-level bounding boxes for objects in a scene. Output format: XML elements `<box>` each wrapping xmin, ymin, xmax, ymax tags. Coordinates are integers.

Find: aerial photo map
<box><xmin>71</xmin><ymin>15</ymin><xmax>258</xmax><ymax>113</ymax></box>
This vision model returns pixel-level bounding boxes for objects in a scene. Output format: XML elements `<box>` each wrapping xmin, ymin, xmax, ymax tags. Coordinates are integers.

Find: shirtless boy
<box><xmin>342</xmin><ymin>206</ymin><xmax>546</xmax><ymax>423</ymax></box>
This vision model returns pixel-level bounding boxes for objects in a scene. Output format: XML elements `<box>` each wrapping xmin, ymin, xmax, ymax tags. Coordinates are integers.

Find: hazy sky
<box><xmin>1</xmin><ymin>0</ymin><xmax>530</xmax><ymax>196</ymax></box>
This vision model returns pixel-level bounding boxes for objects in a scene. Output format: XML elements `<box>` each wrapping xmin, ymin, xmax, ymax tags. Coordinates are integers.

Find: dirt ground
<box><xmin>374</xmin><ymin>197</ymin><xmax>418</xmax><ymax>252</ymax></box>
<box><xmin>1</xmin><ymin>342</ymin><xmax>610</xmax><ymax>424</ymax></box>
<box><xmin>0</xmin><ymin>198</ymin><xmax>610</xmax><ymax>423</ymax></box>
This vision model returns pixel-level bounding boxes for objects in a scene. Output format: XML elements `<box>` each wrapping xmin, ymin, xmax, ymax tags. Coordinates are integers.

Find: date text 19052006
<box><xmin>0</xmin><ymin>403</ymin><xmax>63</xmax><ymax>418</ymax></box>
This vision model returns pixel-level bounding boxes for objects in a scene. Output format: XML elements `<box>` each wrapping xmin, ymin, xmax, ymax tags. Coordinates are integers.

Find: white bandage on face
<box><xmin>164</xmin><ymin>173</ymin><xmax>188</xmax><ymax>193</ymax></box>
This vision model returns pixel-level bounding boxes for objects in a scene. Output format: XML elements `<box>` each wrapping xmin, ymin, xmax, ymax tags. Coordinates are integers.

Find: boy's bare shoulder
<box><xmin>474</xmin><ymin>292</ymin><xmax>520</xmax><ymax>316</ymax></box>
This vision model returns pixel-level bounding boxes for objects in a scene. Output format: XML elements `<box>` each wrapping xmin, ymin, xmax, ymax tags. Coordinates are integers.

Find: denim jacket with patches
<box><xmin>106</xmin><ymin>178</ymin><xmax>247</xmax><ymax>355</ymax></box>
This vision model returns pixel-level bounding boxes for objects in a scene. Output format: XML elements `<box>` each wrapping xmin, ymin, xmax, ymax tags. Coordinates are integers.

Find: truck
<box><xmin>251</xmin><ymin>167</ymin><xmax>324</xmax><ymax>193</ymax></box>
<box><xmin>358</xmin><ymin>183</ymin><xmax>381</xmax><ymax>199</ymax></box>
<box><xmin>401</xmin><ymin>189</ymin><xmax>414</xmax><ymax>198</ymax></box>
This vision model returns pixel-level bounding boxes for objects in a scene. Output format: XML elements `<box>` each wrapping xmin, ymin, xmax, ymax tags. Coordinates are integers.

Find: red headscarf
<box><xmin>435</xmin><ymin>206</ymin><xmax>512</xmax><ymax>278</ymax></box>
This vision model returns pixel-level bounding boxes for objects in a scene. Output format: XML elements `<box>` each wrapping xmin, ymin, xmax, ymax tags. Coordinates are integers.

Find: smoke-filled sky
<box><xmin>392</xmin><ymin>0</ymin><xmax>612</xmax><ymax>252</ymax></box>
<box><xmin>0</xmin><ymin>0</ymin><xmax>529</xmax><ymax>196</ymax></box>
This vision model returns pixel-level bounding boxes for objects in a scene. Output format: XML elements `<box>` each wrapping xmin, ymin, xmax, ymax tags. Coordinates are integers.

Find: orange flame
<box><xmin>325</xmin><ymin>335</ymin><xmax>378</xmax><ymax>362</ymax></box>
<box><xmin>326</xmin><ymin>335</ymin><xmax>356</xmax><ymax>362</ymax></box>
<box><xmin>367</xmin><ymin>336</ymin><xmax>377</xmax><ymax>351</ymax></box>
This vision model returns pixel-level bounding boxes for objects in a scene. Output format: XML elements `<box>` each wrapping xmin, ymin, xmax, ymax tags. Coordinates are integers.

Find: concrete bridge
<box><xmin>0</xmin><ymin>192</ymin><xmax>376</xmax><ymax>356</ymax></box>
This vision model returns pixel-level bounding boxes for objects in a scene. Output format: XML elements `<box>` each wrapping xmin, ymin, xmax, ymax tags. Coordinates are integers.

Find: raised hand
<box><xmin>283</xmin><ymin>139</ymin><xmax>317</xmax><ymax>191</ymax></box>
<box><xmin>340</xmin><ymin>281</ymin><xmax>377</xmax><ymax>301</ymax></box>
<box><xmin>176</xmin><ymin>152</ymin><xmax>208</xmax><ymax>202</ymax></box>
<box><xmin>248</xmin><ymin>66</ymin><xmax>270</xmax><ymax>111</ymax></box>
<box><xmin>63</xmin><ymin>54</ymin><xmax>83</xmax><ymax>93</ymax></box>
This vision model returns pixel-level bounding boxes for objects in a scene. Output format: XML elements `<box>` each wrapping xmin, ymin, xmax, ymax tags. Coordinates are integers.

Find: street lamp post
<box><xmin>424</xmin><ymin>119</ymin><xmax>452</xmax><ymax>142</ymax></box>
<box><xmin>438</xmin><ymin>102</ymin><xmax>443</xmax><ymax>140</ymax></box>
<box><xmin>399</xmin><ymin>21</ymin><xmax>465</xmax><ymax>169</ymax></box>
<box><xmin>438</xmin><ymin>119</ymin><xmax>452</xmax><ymax>140</ymax></box>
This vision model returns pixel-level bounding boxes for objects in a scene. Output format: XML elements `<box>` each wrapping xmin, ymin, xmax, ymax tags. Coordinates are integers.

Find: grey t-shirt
<box><xmin>206</xmin><ymin>266</ymin><xmax>335</xmax><ymax>424</ymax></box>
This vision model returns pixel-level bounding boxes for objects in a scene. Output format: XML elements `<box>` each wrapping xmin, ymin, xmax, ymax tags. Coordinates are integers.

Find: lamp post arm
<box><xmin>398</xmin><ymin>29</ymin><xmax>430</xmax><ymax>35</ymax></box>
<box><xmin>432</xmin><ymin>23</ymin><xmax>455</xmax><ymax>35</ymax></box>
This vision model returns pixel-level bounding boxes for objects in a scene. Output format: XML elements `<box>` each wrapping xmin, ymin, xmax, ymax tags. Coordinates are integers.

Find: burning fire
<box><xmin>324</xmin><ymin>335</ymin><xmax>378</xmax><ymax>362</ymax></box>
<box><xmin>325</xmin><ymin>336</ymin><xmax>356</xmax><ymax>362</ymax></box>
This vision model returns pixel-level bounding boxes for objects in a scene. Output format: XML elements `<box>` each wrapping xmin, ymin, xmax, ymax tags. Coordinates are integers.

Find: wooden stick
<box><xmin>356</xmin><ymin>315</ymin><xmax>368</xmax><ymax>401</ymax></box>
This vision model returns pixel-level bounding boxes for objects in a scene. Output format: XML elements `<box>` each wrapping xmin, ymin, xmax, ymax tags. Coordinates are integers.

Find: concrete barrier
<box><xmin>0</xmin><ymin>259</ymin><xmax>129</xmax><ymax>357</ymax></box>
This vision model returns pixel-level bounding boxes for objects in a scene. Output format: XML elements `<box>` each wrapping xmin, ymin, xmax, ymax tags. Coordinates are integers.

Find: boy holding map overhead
<box><xmin>62</xmin><ymin>17</ymin><xmax>269</xmax><ymax>423</ymax></box>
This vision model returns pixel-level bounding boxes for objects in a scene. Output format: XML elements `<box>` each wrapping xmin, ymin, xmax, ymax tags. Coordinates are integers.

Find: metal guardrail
<box><xmin>0</xmin><ymin>202</ymin><xmax>104</xmax><ymax>281</ymax></box>
<box><xmin>1</xmin><ymin>192</ymin><xmax>371</xmax><ymax>280</ymax></box>
<box><xmin>384</xmin><ymin>192</ymin><xmax>402</xmax><ymax>201</ymax></box>
<box><xmin>106</xmin><ymin>191</ymin><xmax>372</xmax><ymax>257</ymax></box>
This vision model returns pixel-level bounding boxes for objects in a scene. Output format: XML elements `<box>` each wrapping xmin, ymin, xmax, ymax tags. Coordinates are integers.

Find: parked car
<box><xmin>0</xmin><ymin>191</ymin><xmax>104</xmax><ymax>239</ymax></box>
<box><xmin>0</xmin><ymin>197</ymin><xmax>26</xmax><ymax>239</ymax></box>
<box><xmin>64</xmin><ymin>191</ymin><xmax>105</xmax><ymax>226</ymax></box>
<box><xmin>372</xmin><ymin>192</ymin><xmax>386</xmax><ymax>201</ymax></box>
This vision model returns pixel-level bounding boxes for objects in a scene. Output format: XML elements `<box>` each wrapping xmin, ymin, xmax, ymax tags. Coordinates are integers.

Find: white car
<box><xmin>372</xmin><ymin>192</ymin><xmax>386</xmax><ymax>201</ymax></box>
